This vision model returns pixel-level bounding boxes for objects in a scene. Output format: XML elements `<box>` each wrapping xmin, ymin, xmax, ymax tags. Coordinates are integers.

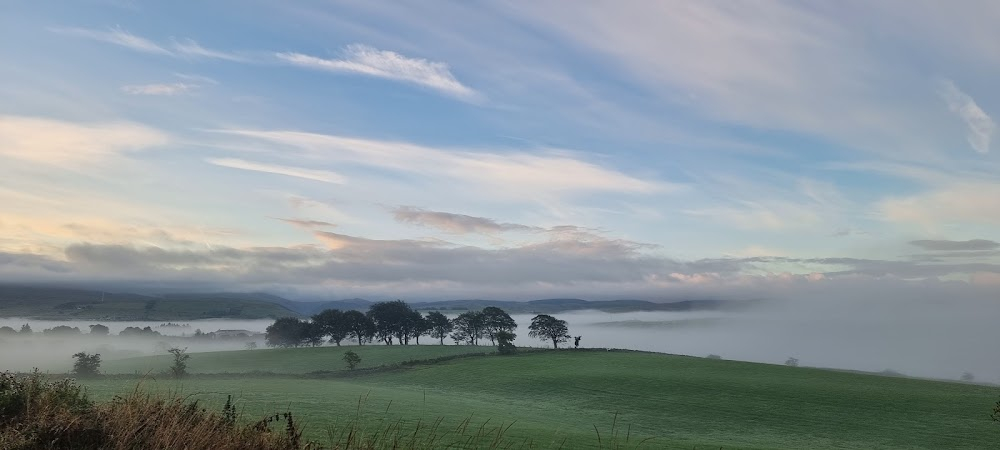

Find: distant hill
<box><xmin>0</xmin><ymin>285</ymin><xmax>299</xmax><ymax>320</ymax></box>
<box><xmin>0</xmin><ymin>285</ymin><xmax>743</xmax><ymax>320</ymax></box>
<box><xmin>409</xmin><ymin>298</ymin><xmax>736</xmax><ymax>314</ymax></box>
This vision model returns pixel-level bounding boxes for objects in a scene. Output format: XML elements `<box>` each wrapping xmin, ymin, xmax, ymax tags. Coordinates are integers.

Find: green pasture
<box><xmin>83</xmin><ymin>348</ymin><xmax>1000</xmax><ymax>449</ymax></box>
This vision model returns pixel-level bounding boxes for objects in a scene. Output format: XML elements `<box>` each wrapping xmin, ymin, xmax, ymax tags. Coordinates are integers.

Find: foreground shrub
<box><xmin>0</xmin><ymin>371</ymin><xmax>317</xmax><ymax>450</ymax></box>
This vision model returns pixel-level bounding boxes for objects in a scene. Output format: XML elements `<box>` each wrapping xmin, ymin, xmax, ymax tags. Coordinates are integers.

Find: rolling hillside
<box><xmin>83</xmin><ymin>348</ymin><xmax>1000</xmax><ymax>449</ymax></box>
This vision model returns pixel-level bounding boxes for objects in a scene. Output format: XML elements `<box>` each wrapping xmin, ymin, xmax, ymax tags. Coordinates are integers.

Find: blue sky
<box><xmin>3</xmin><ymin>1</ymin><xmax>1000</xmax><ymax>300</ymax></box>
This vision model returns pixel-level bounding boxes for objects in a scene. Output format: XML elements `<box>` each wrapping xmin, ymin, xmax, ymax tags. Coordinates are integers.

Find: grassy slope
<box><xmin>82</xmin><ymin>348</ymin><xmax>1000</xmax><ymax>449</ymax></box>
<box><xmin>101</xmin><ymin>345</ymin><xmax>496</xmax><ymax>374</ymax></box>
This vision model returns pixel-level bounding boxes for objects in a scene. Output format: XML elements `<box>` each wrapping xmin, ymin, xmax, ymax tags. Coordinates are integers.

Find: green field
<box><xmin>81</xmin><ymin>347</ymin><xmax>1000</xmax><ymax>449</ymax></box>
<box><xmin>102</xmin><ymin>345</ymin><xmax>498</xmax><ymax>374</ymax></box>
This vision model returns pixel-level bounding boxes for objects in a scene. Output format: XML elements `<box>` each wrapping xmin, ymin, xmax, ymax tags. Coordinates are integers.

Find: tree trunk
<box><xmin>552</xmin><ymin>338</ymin><xmax>558</xmax><ymax>349</ymax></box>
<box><xmin>440</xmin><ymin>336</ymin><xmax>444</xmax><ymax>345</ymax></box>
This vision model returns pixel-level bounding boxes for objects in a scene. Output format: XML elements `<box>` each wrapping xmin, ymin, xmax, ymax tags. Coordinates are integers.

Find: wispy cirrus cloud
<box><xmin>273</xmin><ymin>218</ymin><xmax>338</xmax><ymax>230</ymax></box>
<box><xmin>213</xmin><ymin>129</ymin><xmax>672</xmax><ymax>198</ymax></box>
<box><xmin>938</xmin><ymin>80</ymin><xmax>994</xmax><ymax>154</ymax></box>
<box><xmin>48</xmin><ymin>26</ymin><xmax>171</xmax><ymax>55</ymax></box>
<box><xmin>121</xmin><ymin>82</ymin><xmax>199</xmax><ymax>96</ymax></box>
<box><xmin>171</xmin><ymin>38</ymin><xmax>247</xmax><ymax>61</ymax></box>
<box><xmin>49</xmin><ymin>26</ymin><xmax>243</xmax><ymax>61</ymax></box>
<box><xmin>0</xmin><ymin>115</ymin><xmax>167</xmax><ymax>166</ymax></box>
<box><xmin>392</xmin><ymin>206</ymin><xmax>540</xmax><ymax>234</ymax></box>
<box><xmin>910</xmin><ymin>239</ymin><xmax>999</xmax><ymax>251</ymax></box>
<box><xmin>276</xmin><ymin>44</ymin><xmax>480</xmax><ymax>101</ymax></box>
<box><xmin>206</xmin><ymin>158</ymin><xmax>347</xmax><ymax>184</ymax></box>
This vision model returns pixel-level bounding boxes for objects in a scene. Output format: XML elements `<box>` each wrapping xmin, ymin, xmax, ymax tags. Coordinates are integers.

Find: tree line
<box><xmin>264</xmin><ymin>300</ymin><xmax>574</xmax><ymax>349</ymax></box>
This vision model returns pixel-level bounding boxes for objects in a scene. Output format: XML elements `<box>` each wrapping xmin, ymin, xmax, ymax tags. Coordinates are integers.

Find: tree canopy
<box><xmin>264</xmin><ymin>317</ymin><xmax>308</xmax><ymax>348</ymax></box>
<box><xmin>481</xmin><ymin>306</ymin><xmax>517</xmax><ymax>345</ymax></box>
<box><xmin>451</xmin><ymin>311</ymin><xmax>485</xmax><ymax>345</ymax></box>
<box><xmin>528</xmin><ymin>314</ymin><xmax>571</xmax><ymax>349</ymax></box>
<box><xmin>425</xmin><ymin>311</ymin><xmax>453</xmax><ymax>345</ymax></box>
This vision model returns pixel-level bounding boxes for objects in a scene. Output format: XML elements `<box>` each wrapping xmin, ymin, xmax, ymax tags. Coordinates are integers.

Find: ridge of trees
<box><xmin>264</xmin><ymin>301</ymin><xmax>532</xmax><ymax>349</ymax></box>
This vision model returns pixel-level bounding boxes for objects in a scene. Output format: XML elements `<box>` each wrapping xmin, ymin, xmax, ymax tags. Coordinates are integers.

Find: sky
<box><xmin>2</xmin><ymin>1</ymin><xmax>1000</xmax><ymax>301</ymax></box>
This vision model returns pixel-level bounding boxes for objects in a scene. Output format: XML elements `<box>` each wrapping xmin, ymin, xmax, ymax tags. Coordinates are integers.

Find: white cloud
<box><xmin>277</xmin><ymin>44</ymin><xmax>479</xmax><ymax>101</ymax></box>
<box><xmin>214</xmin><ymin>129</ymin><xmax>673</xmax><ymax>197</ymax></box>
<box><xmin>121</xmin><ymin>82</ymin><xmax>198</xmax><ymax>95</ymax></box>
<box><xmin>171</xmin><ymin>38</ymin><xmax>246</xmax><ymax>62</ymax></box>
<box><xmin>938</xmin><ymin>80</ymin><xmax>994</xmax><ymax>154</ymax></box>
<box><xmin>880</xmin><ymin>182</ymin><xmax>1000</xmax><ymax>226</ymax></box>
<box><xmin>48</xmin><ymin>26</ymin><xmax>171</xmax><ymax>55</ymax></box>
<box><xmin>206</xmin><ymin>158</ymin><xmax>347</xmax><ymax>184</ymax></box>
<box><xmin>0</xmin><ymin>115</ymin><xmax>168</xmax><ymax>165</ymax></box>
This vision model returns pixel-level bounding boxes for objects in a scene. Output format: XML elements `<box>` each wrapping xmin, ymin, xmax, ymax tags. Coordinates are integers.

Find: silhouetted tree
<box><xmin>528</xmin><ymin>314</ymin><xmax>570</xmax><ymax>349</ymax></box>
<box><xmin>481</xmin><ymin>307</ymin><xmax>517</xmax><ymax>345</ymax></box>
<box><xmin>167</xmin><ymin>347</ymin><xmax>190</xmax><ymax>378</ymax></box>
<box><xmin>343</xmin><ymin>310</ymin><xmax>375</xmax><ymax>345</ymax></box>
<box><xmin>343</xmin><ymin>350</ymin><xmax>361</xmax><ymax>370</ymax></box>
<box><xmin>71</xmin><ymin>352</ymin><xmax>101</xmax><ymax>377</ymax></box>
<box><xmin>496</xmin><ymin>330</ymin><xmax>516</xmax><ymax>355</ymax></box>
<box><xmin>961</xmin><ymin>372</ymin><xmax>975</xmax><ymax>382</ymax></box>
<box><xmin>0</xmin><ymin>326</ymin><xmax>16</xmax><ymax>336</ymax></box>
<box><xmin>312</xmin><ymin>309</ymin><xmax>350</xmax><ymax>346</ymax></box>
<box><xmin>245</xmin><ymin>341</ymin><xmax>258</xmax><ymax>350</ymax></box>
<box><xmin>410</xmin><ymin>312</ymin><xmax>430</xmax><ymax>345</ymax></box>
<box><xmin>304</xmin><ymin>322</ymin><xmax>325</xmax><ymax>347</ymax></box>
<box><xmin>368</xmin><ymin>300</ymin><xmax>419</xmax><ymax>345</ymax></box>
<box><xmin>785</xmin><ymin>357</ymin><xmax>799</xmax><ymax>367</ymax></box>
<box><xmin>43</xmin><ymin>326</ymin><xmax>81</xmax><ymax>335</ymax></box>
<box><xmin>451</xmin><ymin>311</ymin><xmax>485</xmax><ymax>345</ymax></box>
<box><xmin>19</xmin><ymin>324</ymin><xmax>32</xmax><ymax>335</ymax></box>
<box><xmin>574</xmin><ymin>336</ymin><xmax>581</xmax><ymax>349</ymax></box>
<box><xmin>89</xmin><ymin>324</ymin><xmax>110</xmax><ymax>336</ymax></box>
<box><xmin>425</xmin><ymin>311</ymin><xmax>453</xmax><ymax>345</ymax></box>
<box><xmin>265</xmin><ymin>317</ymin><xmax>308</xmax><ymax>348</ymax></box>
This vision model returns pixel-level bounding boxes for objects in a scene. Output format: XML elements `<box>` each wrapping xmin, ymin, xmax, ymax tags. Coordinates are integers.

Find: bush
<box><xmin>496</xmin><ymin>330</ymin><xmax>516</xmax><ymax>355</ymax></box>
<box><xmin>72</xmin><ymin>352</ymin><xmax>102</xmax><ymax>377</ymax></box>
<box><xmin>0</xmin><ymin>371</ymin><xmax>318</xmax><ymax>449</ymax></box>
<box><xmin>705</xmin><ymin>354</ymin><xmax>722</xmax><ymax>360</ymax></box>
<box><xmin>343</xmin><ymin>350</ymin><xmax>361</xmax><ymax>370</ymax></box>
<box><xmin>785</xmin><ymin>357</ymin><xmax>799</xmax><ymax>367</ymax></box>
<box><xmin>167</xmin><ymin>348</ymin><xmax>191</xmax><ymax>378</ymax></box>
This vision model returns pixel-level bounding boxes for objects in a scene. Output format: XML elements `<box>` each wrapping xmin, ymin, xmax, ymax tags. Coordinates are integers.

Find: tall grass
<box><xmin>0</xmin><ymin>371</ymin><xmax>315</xmax><ymax>450</ymax></box>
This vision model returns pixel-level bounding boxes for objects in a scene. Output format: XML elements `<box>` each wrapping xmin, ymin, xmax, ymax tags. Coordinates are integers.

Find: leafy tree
<box><xmin>481</xmin><ymin>307</ymin><xmax>517</xmax><ymax>345</ymax></box>
<box><xmin>496</xmin><ymin>330</ymin><xmax>516</xmax><ymax>355</ymax></box>
<box><xmin>245</xmin><ymin>341</ymin><xmax>258</xmax><ymax>350</ymax></box>
<box><xmin>961</xmin><ymin>372</ymin><xmax>975</xmax><ymax>382</ymax></box>
<box><xmin>43</xmin><ymin>325</ymin><xmax>81</xmax><ymax>335</ymax></box>
<box><xmin>89</xmin><ymin>324</ymin><xmax>110</xmax><ymax>336</ymax></box>
<box><xmin>71</xmin><ymin>352</ymin><xmax>101</xmax><ymax>377</ymax></box>
<box><xmin>410</xmin><ymin>312</ymin><xmax>429</xmax><ymax>345</ymax></box>
<box><xmin>785</xmin><ymin>357</ymin><xmax>800</xmax><ymax>367</ymax></box>
<box><xmin>120</xmin><ymin>326</ymin><xmax>160</xmax><ymax>337</ymax></box>
<box><xmin>343</xmin><ymin>310</ymin><xmax>375</xmax><ymax>345</ymax></box>
<box><xmin>312</xmin><ymin>309</ymin><xmax>350</xmax><ymax>346</ymax></box>
<box><xmin>19</xmin><ymin>324</ymin><xmax>32</xmax><ymax>335</ymax></box>
<box><xmin>368</xmin><ymin>300</ymin><xmax>419</xmax><ymax>345</ymax></box>
<box><xmin>0</xmin><ymin>326</ymin><xmax>18</xmax><ymax>336</ymax></box>
<box><xmin>451</xmin><ymin>311</ymin><xmax>485</xmax><ymax>345</ymax></box>
<box><xmin>167</xmin><ymin>347</ymin><xmax>190</xmax><ymax>378</ymax></box>
<box><xmin>265</xmin><ymin>317</ymin><xmax>308</xmax><ymax>348</ymax></box>
<box><xmin>343</xmin><ymin>350</ymin><xmax>361</xmax><ymax>370</ymax></box>
<box><xmin>528</xmin><ymin>314</ymin><xmax>570</xmax><ymax>349</ymax></box>
<box><xmin>303</xmin><ymin>322</ymin><xmax>325</xmax><ymax>347</ymax></box>
<box><xmin>425</xmin><ymin>311</ymin><xmax>453</xmax><ymax>345</ymax></box>
<box><xmin>450</xmin><ymin>329</ymin><xmax>469</xmax><ymax>345</ymax></box>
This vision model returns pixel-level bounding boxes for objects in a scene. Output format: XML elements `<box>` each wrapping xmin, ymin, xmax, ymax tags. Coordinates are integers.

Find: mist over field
<box><xmin>3</xmin><ymin>289</ymin><xmax>996</xmax><ymax>381</ymax></box>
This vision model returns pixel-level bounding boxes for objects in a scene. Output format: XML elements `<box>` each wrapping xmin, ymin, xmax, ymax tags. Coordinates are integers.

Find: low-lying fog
<box><xmin>1</xmin><ymin>291</ymin><xmax>996</xmax><ymax>382</ymax></box>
